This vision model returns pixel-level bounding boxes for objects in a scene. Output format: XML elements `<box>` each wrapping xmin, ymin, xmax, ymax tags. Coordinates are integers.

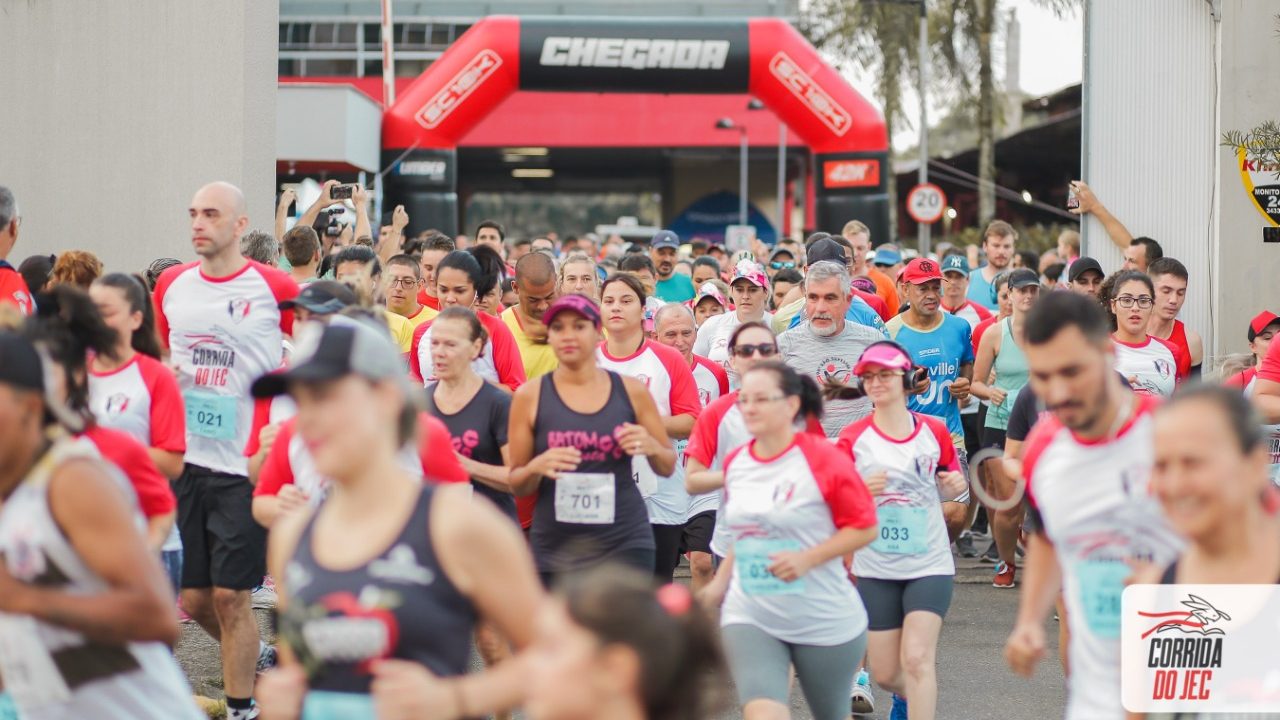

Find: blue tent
<box><xmin>667</xmin><ymin>190</ymin><xmax>777</xmax><ymax>245</ymax></box>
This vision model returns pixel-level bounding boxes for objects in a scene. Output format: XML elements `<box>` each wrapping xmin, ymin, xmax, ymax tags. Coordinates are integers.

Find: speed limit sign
<box><xmin>907</xmin><ymin>183</ymin><xmax>947</xmax><ymax>224</ymax></box>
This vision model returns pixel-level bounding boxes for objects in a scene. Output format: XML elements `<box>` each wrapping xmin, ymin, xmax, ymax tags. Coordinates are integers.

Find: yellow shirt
<box><xmin>399</xmin><ymin>304</ymin><xmax>437</xmax><ymax>332</ymax></box>
<box><xmin>382</xmin><ymin>309</ymin><xmax>415</xmax><ymax>353</ymax></box>
<box><xmin>501</xmin><ymin>306</ymin><xmax>559</xmax><ymax>378</ymax></box>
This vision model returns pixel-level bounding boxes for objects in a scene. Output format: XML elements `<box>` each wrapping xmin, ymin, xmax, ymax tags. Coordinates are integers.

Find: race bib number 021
<box><xmin>183</xmin><ymin>390</ymin><xmax>238</xmax><ymax>441</ymax></box>
<box><xmin>555</xmin><ymin>473</ymin><xmax>615</xmax><ymax>524</ymax></box>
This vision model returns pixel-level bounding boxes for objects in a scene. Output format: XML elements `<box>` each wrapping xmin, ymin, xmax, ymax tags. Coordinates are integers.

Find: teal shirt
<box><xmin>654</xmin><ymin>274</ymin><xmax>696</xmax><ymax>303</ymax></box>
<box><xmin>985</xmin><ymin>318</ymin><xmax>1029</xmax><ymax>431</ymax></box>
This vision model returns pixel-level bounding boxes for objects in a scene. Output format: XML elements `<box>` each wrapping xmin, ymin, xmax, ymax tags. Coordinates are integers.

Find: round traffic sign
<box><xmin>907</xmin><ymin>183</ymin><xmax>947</xmax><ymax>224</ymax></box>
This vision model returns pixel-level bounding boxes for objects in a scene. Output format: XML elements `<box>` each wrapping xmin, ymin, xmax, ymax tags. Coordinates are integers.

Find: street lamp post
<box><xmin>746</xmin><ymin>98</ymin><xmax>786</xmax><ymax>239</ymax></box>
<box><xmin>715</xmin><ymin>118</ymin><xmax>749</xmax><ymax>226</ymax></box>
<box><xmin>915</xmin><ymin>0</ymin><xmax>930</xmax><ymax>256</ymax></box>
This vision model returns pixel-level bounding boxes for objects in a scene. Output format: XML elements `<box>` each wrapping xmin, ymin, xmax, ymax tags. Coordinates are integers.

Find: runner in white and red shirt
<box><xmin>408</xmin><ymin>249</ymin><xmax>526</xmax><ymax>391</ymax></box>
<box><xmin>596</xmin><ymin>274</ymin><xmax>701</xmax><ymax>583</ymax></box>
<box><xmin>1103</xmin><ymin>270</ymin><xmax>1186</xmax><ymax>397</ymax></box>
<box><xmin>940</xmin><ymin>254</ymin><xmax>993</xmax><ymax>328</ymax></box>
<box><xmin>1005</xmin><ymin>292</ymin><xmax>1182</xmax><ymax>720</ymax></box>
<box><xmin>652</xmin><ymin>303</ymin><xmax>728</xmax><ymax>591</ymax></box>
<box><xmin>701</xmin><ymin>361</ymin><xmax>877</xmax><ymax>720</ymax></box>
<box><xmin>1245</xmin><ymin>311</ymin><xmax>1280</xmax><ymax>485</ymax></box>
<box><xmin>152</xmin><ymin>182</ymin><xmax>298</xmax><ymax>720</ymax></box>
<box><xmin>1225</xmin><ymin>310</ymin><xmax>1280</xmax><ymax>392</ymax></box>
<box><xmin>834</xmin><ymin>342</ymin><xmax>968</xmax><ymax>720</ymax></box>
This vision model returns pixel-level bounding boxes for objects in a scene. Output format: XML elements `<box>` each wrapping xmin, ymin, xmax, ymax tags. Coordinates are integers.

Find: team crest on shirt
<box><xmin>104</xmin><ymin>393</ymin><xmax>131</xmax><ymax>415</ymax></box>
<box><xmin>1152</xmin><ymin>359</ymin><xmax>1173</xmax><ymax>379</ymax></box>
<box><xmin>227</xmin><ymin>297</ymin><xmax>251</xmax><ymax>323</ymax></box>
<box><xmin>699</xmin><ymin>387</ymin><xmax>712</xmax><ymax>405</ymax></box>
<box><xmin>635</xmin><ymin>373</ymin><xmax>652</xmax><ymax>388</ymax></box>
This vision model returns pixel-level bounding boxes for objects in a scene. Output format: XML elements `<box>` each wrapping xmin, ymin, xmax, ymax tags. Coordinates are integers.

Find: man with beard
<box><xmin>778</xmin><ymin>261</ymin><xmax>889</xmax><ymax>437</ymax></box>
<box><xmin>651</xmin><ymin>230</ymin><xmax>695</xmax><ymax>303</ymax></box>
<box><xmin>968</xmin><ymin>221</ymin><xmax>1017</xmax><ymax>310</ymax></box>
<box><xmin>1005</xmin><ymin>292</ymin><xmax>1181</xmax><ymax>720</ymax></box>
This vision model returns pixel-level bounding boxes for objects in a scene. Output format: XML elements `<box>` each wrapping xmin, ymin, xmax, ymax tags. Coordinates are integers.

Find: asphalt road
<box><xmin>176</xmin><ymin>542</ymin><xmax>1067</xmax><ymax>719</ymax></box>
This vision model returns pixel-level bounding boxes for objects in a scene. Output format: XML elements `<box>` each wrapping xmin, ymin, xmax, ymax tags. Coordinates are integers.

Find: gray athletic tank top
<box><xmin>278</xmin><ymin>485</ymin><xmax>476</xmax><ymax>694</ymax></box>
<box><xmin>530</xmin><ymin>371</ymin><xmax>655</xmax><ymax>573</ymax></box>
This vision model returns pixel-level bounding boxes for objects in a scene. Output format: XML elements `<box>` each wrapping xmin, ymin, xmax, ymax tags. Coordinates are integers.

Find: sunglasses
<box><xmin>769</xmin><ymin>261</ymin><xmax>796</xmax><ymax>270</ymax></box>
<box><xmin>730</xmin><ymin>343</ymin><xmax>778</xmax><ymax>358</ymax></box>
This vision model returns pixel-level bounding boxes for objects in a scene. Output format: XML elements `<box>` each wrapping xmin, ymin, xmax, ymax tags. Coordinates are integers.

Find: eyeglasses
<box><xmin>736</xmin><ymin>394</ymin><xmax>786</xmax><ymax>408</ymax></box>
<box><xmin>1114</xmin><ymin>295</ymin><xmax>1154</xmax><ymax>309</ymax></box>
<box><xmin>769</xmin><ymin>261</ymin><xmax>796</xmax><ymax>270</ymax></box>
<box><xmin>730</xmin><ymin>344</ymin><xmax>778</xmax><ymax>358</ymax></box>
<box><xmin>860</xmin><ymin>370</ymin><xmax>905</xmax><ymax>385</ymax></box>
<box><xmin>387</xmin><ymin>277</ymin><xmax>419</xmax><ymax>288</ymax></box>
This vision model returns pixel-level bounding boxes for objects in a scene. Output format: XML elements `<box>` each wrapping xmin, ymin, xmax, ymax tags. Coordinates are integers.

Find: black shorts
<box><xmin>961</xmin><ymin>411</ymin><xmax>982</xmax><ymax>459</ymax></box>
<box><xmin>858</xmin><ymin>575</ymin><xmax>955</xmax><ymax>631</ymax></box>
<box><xmin>175</xmin><ymin>464</ymin><xmax>267</xmax><ymax>591</ymax></box>
<box><xmin>981</xmin><ymin>426</ymin><xmax>1008</xmax><ymax>451</ymax></box>
<box><xmin>681</xmin><ymin>510</ymin><xmax>716</xmax><ymax>555</ymax></box>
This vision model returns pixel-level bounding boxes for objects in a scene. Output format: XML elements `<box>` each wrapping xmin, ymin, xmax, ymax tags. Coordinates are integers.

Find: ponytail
<box><xmin>94</xmin><ymin>273</ymin><xmax>163</xmax><ymax>359</ymax></box>
<box><xmin>744</xmin><ymin>361</ymin><xmax>824</xmax><ymax>422</ymax></box>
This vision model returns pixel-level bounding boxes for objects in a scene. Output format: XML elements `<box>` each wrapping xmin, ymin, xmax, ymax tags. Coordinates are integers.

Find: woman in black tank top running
<box><xmin>254</xmin><ymin>319</ymin><xmax>543</xmax><ymax>720</ymax></box>
<box><xmin>1133</xmin><ymin>385</ymin><xmax>1280</xmax><ymax>718</ymax></box>
<box><xmin>509</xmin><ymin>295</ymin><xmax>675</xmax><ymax>585</ymax></box>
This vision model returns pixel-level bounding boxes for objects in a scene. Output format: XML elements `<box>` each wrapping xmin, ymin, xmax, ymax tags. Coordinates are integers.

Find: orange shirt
<box><xmin>867</xmin><ymin>267</ymin><xmax>900</xmax><ymax>316</ymax></box>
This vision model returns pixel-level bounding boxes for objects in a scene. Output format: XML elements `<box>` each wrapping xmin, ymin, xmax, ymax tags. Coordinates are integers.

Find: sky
<box><xmin>839</xmin><ymin>0</ymin><xmax>1084</xmax><ymax>152</ymax></box>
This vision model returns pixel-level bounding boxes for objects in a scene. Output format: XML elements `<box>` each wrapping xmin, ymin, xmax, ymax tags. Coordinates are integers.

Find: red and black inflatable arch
<box><xmin>383</xmin><ymin>16</ymin><xmax>889</xmax><ymax>241</ymax></box>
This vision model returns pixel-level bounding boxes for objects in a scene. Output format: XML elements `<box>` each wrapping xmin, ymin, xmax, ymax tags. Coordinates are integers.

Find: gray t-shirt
<box><xmin>778</xmin><ymin>320</ymin><xmax>888</xmax><ymax>438</ymax></box>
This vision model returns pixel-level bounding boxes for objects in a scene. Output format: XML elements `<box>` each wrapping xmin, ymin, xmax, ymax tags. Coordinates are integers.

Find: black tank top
<box><xmin>530</xmin><ymin>370</ymin><xmax>655</xmax><ymax>573</ymax></box>
<box><xmin>278</xmin><ymin>485</ymin><xmax>476</xmax><ymax>694</ymax></box>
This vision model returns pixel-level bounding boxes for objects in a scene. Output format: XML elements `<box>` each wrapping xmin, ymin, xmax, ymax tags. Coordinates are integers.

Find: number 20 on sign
<box><xmin>907</xmin><ymin>183</ymin><xmax>947</xmax><ymax>224</ymax></box>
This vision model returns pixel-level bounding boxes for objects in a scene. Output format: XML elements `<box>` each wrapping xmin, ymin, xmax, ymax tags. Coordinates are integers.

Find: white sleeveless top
<box><xmin>0</xmin><ymin>437</ymin><xmax>201</xmax><ymax>719</ymax></box>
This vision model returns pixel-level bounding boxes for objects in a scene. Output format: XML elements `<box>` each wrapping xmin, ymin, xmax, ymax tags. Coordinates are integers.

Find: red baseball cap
<box><xmin>1249</xmin><ymin>311</ymin><xmax>1280</xmax><ymax>341</ymax></box>
<box><xmin>901</xmin><ymin>257</ymin><xmax>943</xmax><ymax>285</ymax></box>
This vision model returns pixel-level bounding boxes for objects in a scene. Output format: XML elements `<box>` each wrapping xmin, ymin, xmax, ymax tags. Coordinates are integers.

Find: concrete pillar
<box><xmin>0</xmin><ymin>0</ymin><xmax>278</xmax><ymax>273</ymax></box>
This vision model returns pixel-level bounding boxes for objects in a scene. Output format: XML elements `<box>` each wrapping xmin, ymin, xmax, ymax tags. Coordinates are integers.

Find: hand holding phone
<box><xmin>331</xmin><ymin>184</ymin><xmax>355</xmax><ymax>200</ymax></box>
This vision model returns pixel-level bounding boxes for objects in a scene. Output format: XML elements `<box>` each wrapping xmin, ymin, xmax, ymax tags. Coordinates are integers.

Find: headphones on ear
<box><xmin>859</xmin><ymin>340</ymin><xmax>920</xmax><ymax>390</ymax></box>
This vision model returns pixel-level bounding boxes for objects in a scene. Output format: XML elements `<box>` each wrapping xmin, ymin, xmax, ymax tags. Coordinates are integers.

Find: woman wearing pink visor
<box><xmin>831</xmin><ymin>341</ymin><xmax>968</xmax><ymax>720</ymax></box>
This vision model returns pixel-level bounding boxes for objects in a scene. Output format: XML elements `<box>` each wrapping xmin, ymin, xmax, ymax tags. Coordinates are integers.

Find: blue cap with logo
<box><xmin>650</xmin><ymin>230</ymin><xmax>680</xmax><ymax>250</ymax></box>
<box><xmin>940</xmin><ymin>254</ymin><xmax>970</xmax><ymax>275</ymax></box>
<box><xmin>873</xmin><ymin>244</ymin><xmax>902</xmax><ymax>267</ymax></box>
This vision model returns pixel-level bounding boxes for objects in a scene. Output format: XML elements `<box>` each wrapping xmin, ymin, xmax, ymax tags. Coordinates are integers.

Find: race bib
<box><xmin>555</xmin><ymin>473</ymin><xmax>615</xmax><ymax>524</ymax></box>
<box><xmin>0</xmin><ymin>614</ymin><xmax>72</xmax><ymax>709</ymax></box>
<box><xmin>183</xmin><ymin>390</ymin><xmax>238</xmax><ymax>441</ymax></box>
<box><xmin>632</xmin><ymin>457</ymin><xmax>659</xmax><ymax>498</ymax></box>
<box><xmin>872</xmin><ymin>505</ymin><xmax>931</xmax><ymax>555</ymax></box>
<box><xmin>1076</xmin><ymin>559</ymin><xmax>1130</xmax><ymax>639</ymax></box>
<box><xmin>303</xmin><ymin>690</ymin><xmax>374</xmax><ymax>720</ymax></box>
<box><xmin>735</xmin><ymin>537</ymin><xmax>805</xmax><ymax>596</ymax></box>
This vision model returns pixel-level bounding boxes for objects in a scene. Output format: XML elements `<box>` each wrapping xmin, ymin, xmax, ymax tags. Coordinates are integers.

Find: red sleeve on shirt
<box><xmin>854</xmin><ymin>289</ymin><xmax>889</xmax><ymax>321</ymax></box>
<box><xmin>419</xmin><ymin>414</ymin><xmax>470</xmax><ymax>484</ymax></box>
<box><xmin>85</xmin><ymin>426</ymin><xmax>176</xmax><ymax>518</ymax></box>
<box><xmin>834</xmin><ymin>416</ymin><xmax>875</xmax><ymax>461</ymax></box>
<box><xmin>693</xmin><ymin>355</ymin><xmax>730</xmax><ymax>397</ymax></box>
<box><xmin>650</xmin><ymin>341</ymin><xmax>701</xmax><ymax>419</ymax></box>
<box><xmin>1223</xmin><ymin>368</ymin><xmax>1256</xmax><ymax>389</ymax></box>
<box><xmin>1150</xmin><ymin>335</ymin><xmax>1189</xmax><ymax>382</ymax></box>
<box><xmin>970</xmin><ymin>302</ymin><xmax>993</xmax><ymax>321</ymax></box>
<box><xmin>797</xmin><ymin>434</ymin><xmax>877</xmax><ymax>530</ymax></box>
<box><xmin>254</xmin><ymin>419</ymin><xmax>297</xmax><ymax>498</ymax></box>
<box><xmin>686</xmin><ymin>392</ymin><xmax>734</xmax><ymax>467</ymax></box>
<box><xmin>483</xmin><ymin>314</ymin><xmax>527</xmax><ymax>391</ymax></box>
<box><xmin>151</xmin><ymin>262</ymin><xmax>196</xmax><ymax>350</ymax></box>
<box><xmin>243</xmin><ymin>395</ymin><xmax>283</xmax><ymax>458</ymax></box>
<box><xmin>138</xmin><ymin>355</ymin><xmax>186</xmax><ymax>453</ymax></box>
<box><xmin>0</xmin><ymin>265</ymin><xmax>33</xmax><ymax>316</ymax></box>
<box><xmin>1260</xmin><ymin>339</ymin><xmax>1280</xmax><ymax>384</ymax></box>
<box><xmin>921</xmin><ymin>414</ymin><xmax>960</xmax><ymax>472</ymax></box>
<box><xmin>1020</xmin><ymin>414</ymin><xmax>1064</xmax><ymax>511</ymax></box>
<box><xmin>409</xmin><ymin>320</ymin><xmax>431</xmax><ymax>385</ymax></box>
<box><xmin>254</xmin><ymin>262</ymin><xmax>300</xmax><ymax>336</ymax></box>
<box><xmin>972</xmin><ymin>316</ymin><xmax>997</xmax><ymax>355</ymax></box>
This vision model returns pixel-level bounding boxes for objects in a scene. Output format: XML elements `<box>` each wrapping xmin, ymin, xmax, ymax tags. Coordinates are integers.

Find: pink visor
<box><xmin>852</xmin><ymin>343</ymin><xmax>913</xmax><ymax>376</ymax></box>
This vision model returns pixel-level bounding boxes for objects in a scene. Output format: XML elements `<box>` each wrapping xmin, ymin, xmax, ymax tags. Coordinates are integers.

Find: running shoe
<box><xmin>256</xmin><ymin>644</ymin><xmax>278</xmax><ymax>674</ymax></box>
<box><xmin>980</xmin><ymin>541</ymin><xmax>1000</xmax><ymax>564</ymax></box>
<box><xmin>850</xmin><ymin>669</ymin><xmax>875</xmax><ymax>715</ymax></box>
<box><xmin>251</xmin><ymin>576</ymin><xmax>278</xmax><ymax>610</ymax></box>
<box><xmin>890</xmin><ymin>693</ymin><xmax>908</xmax><ymax>720</ymax></box>
<box><xmin>993</xmin><ymin>561</ymin><xmax>1017</xmax><ymax>588</ymax></box>
<box><xmin>954</xmin><ymin>531</ymin><xmax>978</xmax><ymax>558</ymax></box>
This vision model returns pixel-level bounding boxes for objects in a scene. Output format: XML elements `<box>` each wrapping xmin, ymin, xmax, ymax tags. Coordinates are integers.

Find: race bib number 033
<box><xmin>555</xmin><ymin>473</ymin><xmax>616</xmax><ymax>524</ymax></box>
<box><xmin>1122</xmin><ymin>584</ymin><xmax>1280</xmax><ymax>714</ymax></box>
<box><xmin>872</xmin><ymin>505</ymin><xmax>930</xmax><ymax>555</ymax></box>
<box><xmin>735</xmin><ymin>537</ymin><xmax>805</xmax><ymax>596</ymax></box>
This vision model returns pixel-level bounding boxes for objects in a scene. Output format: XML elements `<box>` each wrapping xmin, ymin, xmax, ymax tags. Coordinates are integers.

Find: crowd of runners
<box><xmin>0</xmin><ymin>176</ymin><xmax>1278</xmax><ymax>720</ymax></box>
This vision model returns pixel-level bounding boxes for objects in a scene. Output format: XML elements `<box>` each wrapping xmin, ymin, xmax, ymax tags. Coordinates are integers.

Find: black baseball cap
<box><xmin>1008</xmin><ymin>268</ymin><xmax>1040</xmax><ymax>290</ymax></box>
<box><xmin>251</xmin><ymin>317</ymin><xmax>417</xmax><ymax>402</ymax></box>
<box><xmin>278</xmin><ymin>280</ymin><xmax>357</xmax><ymax>315</ymax></box>
<box><xmin>1068</xmin><ymin>257</ymin><xmax>1104</xmax><ymax>284</ymax></box>
<box><xmin>806</xmin><ymin>237</ymin><xmax>848</xmax><ymax>267</ymax></box>
<box><xmin>0</xmin><ymin>331</ymin><xmax>44</xmax><ymax>393</ymax></box>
